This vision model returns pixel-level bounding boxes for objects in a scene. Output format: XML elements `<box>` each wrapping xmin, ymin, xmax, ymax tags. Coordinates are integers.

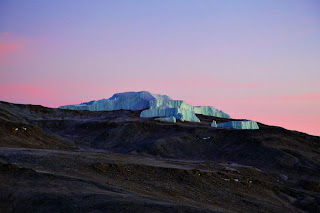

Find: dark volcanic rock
<box><xmin>0</xmin><ymin>101</ymin><xmax>319</xmax><ymax>212</ymax></box>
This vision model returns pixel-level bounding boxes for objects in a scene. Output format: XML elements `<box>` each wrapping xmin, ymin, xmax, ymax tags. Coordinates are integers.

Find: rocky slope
<box><xmin>0</xmin><ymin>100</ymin><xmax>319</xmax><ymax>212</ymax></box>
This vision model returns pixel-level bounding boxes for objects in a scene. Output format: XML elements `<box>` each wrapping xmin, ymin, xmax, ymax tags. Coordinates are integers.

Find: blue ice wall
<box><xmin>211</xmin><ymin>120</ymin><xmax>218</xmax><ymax>127</ymax></box>
<box><xmin>194</xmin><ymin>106</ymin><xmax>230</xmax><ymax>119</ymax></box>
<box><xmin>154</xmin><ymin>116</ymin><xmax>177</xmax><ymax>123</ymax></box>
<box><xmin>140</xmin><ymin>100</ymin><xmax>200</xmax><ymax>122</ymax></box>
<box><xmin>59</xmin><ymin>91</ymin><xmax>231</xmax><ymax>123</ymax></box>
<box><xmin>217</xmin><ymin>120</ymin><xmax>259</xmax><ymax>129</ymax></box>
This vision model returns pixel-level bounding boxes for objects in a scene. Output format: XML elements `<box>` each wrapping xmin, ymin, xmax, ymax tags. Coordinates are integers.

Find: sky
<box><xmin>0</xmin><ymin>0</ymin><xmax>319</xmax><ymax>136</ymax></box>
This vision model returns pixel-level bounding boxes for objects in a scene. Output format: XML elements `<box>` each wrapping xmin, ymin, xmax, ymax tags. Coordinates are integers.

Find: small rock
<box><xmin>280</xmin><ymin>174</ymin><xmax>288</xmax><ymax>181</ymax></box>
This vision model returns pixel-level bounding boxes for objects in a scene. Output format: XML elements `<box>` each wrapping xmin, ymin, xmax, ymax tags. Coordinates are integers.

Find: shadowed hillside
<box><xmin>0</xmin><ymin>101</ymin><xmax>319</xmax><ymax>212</ymax></box>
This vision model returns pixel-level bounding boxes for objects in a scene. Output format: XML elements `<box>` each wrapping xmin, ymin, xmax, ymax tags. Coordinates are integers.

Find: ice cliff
<box><xmin>59</xmin><ymin>91</ymin><xmax>230</xmax><ymax>123</ymax></box>
<box><xmin>216</xmin><ymin>120</ymin><xmax>259</xmax><ymax>129</ymax></box>
<box><xmin>59</xmin><ymin>91</ymin><xmax>172</xmax><ymax>111</ymax></box>
<box><xmin>194</xmin><ymin>106</ymin><xmax>230</xmax><ymax>119</ymax></box>
<box><xmin>155</xmin><ymin>116</ymin><xmax>176</xmax><ymax>123</ymax></box>
<box><xmin>140</xmin><ymin>100</ymin><xmax>200</xmax><ymax>122</ymax></box>
<box><xmin>211</xmin><ymin>120</ymin><xmax>218</xmax><ymax>127</ymax></box>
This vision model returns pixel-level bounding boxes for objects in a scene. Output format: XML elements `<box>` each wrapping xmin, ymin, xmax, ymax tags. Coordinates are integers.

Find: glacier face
<box><xmin>59</xmin><ymin>91</ymin><xmax>172</xmax><ymax>111</ymax></box>
<box><xmin>154</xmin><ymin>116</ymin><xmax>176</xmax><ymax>123</ymax></box>
<box><xmin>140</xmin><ymin>100</ymin><xmax>200</xmax><ymax>122</ymax></box>
<box><xmin>194</xmin><ymin>106</ymin><xmax>230</xmax><ymax>119</ymax></box>
<box><xmin>217</xmin><ymin>120</ymin><xmax>259</xmax><ymax>129</ymax></box>
<box><xmin>149</xmin><ymin>100</ymin><xmax>194</xmax><ymax>111</ymax></box>
<box><xmin>59</xmin><ymin>91</ymin><xmax>231</xmax><ymax>123</ymax></box>
<box><xmin>211</xmin><ymin>120</ymin><xmax>218</xmax><ymax>127</ymax></box>
<box><xmin>140</xmin><ymin>107</ymin><xmax>200</xmax><ymax>122</ymax></box>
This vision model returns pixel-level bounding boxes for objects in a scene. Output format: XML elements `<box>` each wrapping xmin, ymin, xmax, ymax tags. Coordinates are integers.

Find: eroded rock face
<box><xmin>217</xmin><ymin>120</ymin><xmax>259</xmax><ymax>129</ymax></box>
<box><xmin>194</xmin><ymin>106</ymin><xmax>230</xmax><ymax>119</ymax></box>
<box><xmin>59</xmin><ymin>91</ymin><xmax>172</xmax><ymax>111</ymax></box>
<box><xmin>154</xmin><ymin>116</ymin><xmax>176</xmax><ymax>123</ymax></box>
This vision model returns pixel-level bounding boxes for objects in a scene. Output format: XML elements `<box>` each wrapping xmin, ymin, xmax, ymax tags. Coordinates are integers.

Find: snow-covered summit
<box><xmin>109</xmin><ymin>91</ymin><xmax>172</xmax><ymax>102</ymax></box>
<box><xmin>59</xmin><ymin>91</ymin><xmax>231</xmax><ymax>123</ymax></box>
<box><xmin>59</xmin><ymin>91</ymin><xmax>172</xmax><ymax>111</ymax></box>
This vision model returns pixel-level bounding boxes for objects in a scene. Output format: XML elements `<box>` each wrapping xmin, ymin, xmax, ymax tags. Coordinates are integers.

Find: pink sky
<box><xmin>0</xmin><ymin>1</ymin><xmax>319</xmax><ymax>136</ymax></box>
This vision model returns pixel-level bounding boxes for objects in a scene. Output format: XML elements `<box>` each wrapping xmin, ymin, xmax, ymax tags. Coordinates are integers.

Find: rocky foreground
<box><xmin>0</xmin><ymin>101</ymin><xmax>319</xmax><ymax>213</ymax></box>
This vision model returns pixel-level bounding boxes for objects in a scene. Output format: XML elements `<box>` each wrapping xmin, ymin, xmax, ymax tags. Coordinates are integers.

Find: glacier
<box><xmin>59</xmin><ymin>91</ymin><xmax>231</xmax><ymax>123</ymax></box>
<box><xmin>59</xmin><ymin>91</ymin><xmax>172</xmax><ymax>111</ymax></box>
<box><xmin>194</xmin><ymin>106</ymin><xmax>230</xmax><ymax>119</ymax></box>
<box><xmin>154</xmin><ymin>116</ymin><xmax>176</xmax><ymax>123</ymax></box>
<box><xmin>140</xmin><ymin>107</ymin><xmax>200</xmax><ymax>122</ymax></box>
<box><xmin>217</xmin><ymin>120</ymin><xmax>259</xmax><ymax>129</ymax></box>
<box><xmin>211</xmin><ymin>120</ymin><xmax>218</xmax><ymax>127</ymax></box>
<box><xmin>140</xmin><ymin>100</ymin><xmax>200</xmax><ymax>122</ymax></box>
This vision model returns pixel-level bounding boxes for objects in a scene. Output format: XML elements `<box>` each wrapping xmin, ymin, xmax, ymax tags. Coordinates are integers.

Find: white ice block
<box><xmin>217</xmin><ymin>120</ymin><xmax>259</xmax><ymax>129</ymax></box>
<box><xmin>155</xmin><ymin>116</ymin><xmax>177</xmax><ymax>123</ymax></box>
<box><xmin>211</xmin><ymin>120</ymin><xmax>218</xmax><ymax>127</ymax></box>
<box><xmin>194</xmin><ymin>106</ymin><xmax>230</xmax><ymax>119</ymax></box>
<box><xmin>59</xmin><ymin>91</ymin><xmax>172</xmax><ymax>111</ymax></box>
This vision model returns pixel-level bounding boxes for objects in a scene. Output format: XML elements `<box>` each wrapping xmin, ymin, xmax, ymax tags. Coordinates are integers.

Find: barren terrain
<box><xmin>0</xmin><ymin>101</ymin><xmax>319</xmax><ymax>212</ymax></box>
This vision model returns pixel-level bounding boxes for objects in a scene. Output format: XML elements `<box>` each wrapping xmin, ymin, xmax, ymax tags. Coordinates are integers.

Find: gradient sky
<box><xmin>1</xmin><ymin>1</ymin><xmax>319</xmax><ymax>135</ymax></box>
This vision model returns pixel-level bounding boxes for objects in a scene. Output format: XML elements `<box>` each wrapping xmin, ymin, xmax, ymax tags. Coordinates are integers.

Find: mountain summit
<box><xmin>59</xmin><ymin>91</ymin><xmax>231</xmax><ymax>122</ymax></box>
<box><xmin>59</xmin><ymin>91</ymin><xmax>172</xmax><ymax>111</ymax></box>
